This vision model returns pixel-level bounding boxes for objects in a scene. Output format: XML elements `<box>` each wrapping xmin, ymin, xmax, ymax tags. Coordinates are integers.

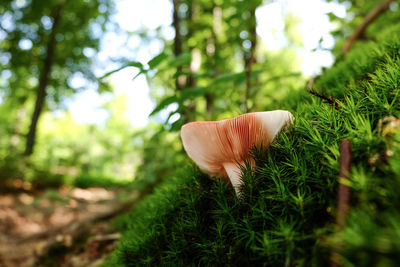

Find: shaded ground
<box><xmin>0</xmin><ymin>183</ymin><xmax>138</xmax><ymax>266</ymax></box>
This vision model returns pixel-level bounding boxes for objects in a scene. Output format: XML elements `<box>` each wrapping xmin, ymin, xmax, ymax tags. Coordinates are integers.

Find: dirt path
<box><xmin>0</xmin><ymin>186</ymin><xmax>138</xmax><ymax>267</ymax></box>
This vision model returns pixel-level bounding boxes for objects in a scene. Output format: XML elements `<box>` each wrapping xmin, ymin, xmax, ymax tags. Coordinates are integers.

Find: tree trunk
<box><xmin>185</xmin><ymin>1</ymin><xmax>198</xmax><ymax>122</ymax></box>
<box><xmin>24</xmin><ymin>1</ymin><xmax>64</xmax><ymax>156</ymax></box>
<box><xmin>172</xmin><ymin>0</ymin><xmax>197</xmax><ymax>124</ymax></box>
<box><xmin>172</xmin><ymin>0</ymin><xmax>186</xmax><ymax>123</ymax></box>
<box><xmin>244</xmin><ymin>6</ymin><xmax>257</xmax><ymax>113</ymax></box>
<box><xmin>173</xmin><ymin>0</ymin><xmax>184</xmax><ymax>92</ymax></box>
<box><xmin>205</xmin><ymin>4</ymin><xmax>223</xmax><ymax>118</ymax></box>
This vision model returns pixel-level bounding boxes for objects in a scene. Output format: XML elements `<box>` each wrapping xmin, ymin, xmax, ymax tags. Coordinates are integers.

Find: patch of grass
<box><xmin>72</xmin><ymin>173</ymin><xmax>133</xmax><ymax>189</ymax></box>
<box><xmin>30</xmin><ymin>170</ymin><xmax>65</xmax><ymax>189</ymax></box>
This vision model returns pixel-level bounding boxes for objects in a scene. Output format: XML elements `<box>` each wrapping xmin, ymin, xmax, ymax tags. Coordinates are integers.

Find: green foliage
<box><xmin>73</xmin><ymin>173</ymin><xmax>131</xmax><ymax>189</ymax></box>
<box><xmin>326</xmin><ymin>0</ymin><xmax>400</xmax><ymax>56</ymax></box>
<box><xmin>314</xmin><ymin>24</ymin><xmax>400</xmax><ymax>99</ymax></box>
<box><xmin>0</xmin><ymin>0</ymin><xmax>114</xmax><ymax>160</ymax></box>
<box><xmin>106</xmin><ymin>21</ymin><xmax>400</xmax><ymax>266</ymax></box>
<box><xmin>30</xmin><ymin>170</ymin><xmax>65</xmax><ymax>189</ymax></box>
<box><xmin>131</xmin><ymin>126</ymin><xmax>186</xmax><ymax>192</ymax></box>
<box><xmin>0</xmin><ymin>0</ymin><xmax>113</xmax><ymax>100</ymax></box>
<box><xmin>0</xmin><ymin>0</ymin><xmax>302</xmax><ymax>194</ymax></box>
<box><xmin>0</xmin><ymin>93</ymin><xmax>141</xmax><ymax>190</ymax></box>
<box><xmin>108</xmin><ymin>0</ymin><xmax>304</xmax><ymax>129</ymax></box>
<box><xmin>30</xmin><ymin>95</ymin><xmax>140</xmax><ymax>184</ymax></box>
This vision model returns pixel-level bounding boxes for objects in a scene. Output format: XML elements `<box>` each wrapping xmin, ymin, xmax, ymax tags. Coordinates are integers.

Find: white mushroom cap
<box><xmin>180</xmin><ymin>110</ymin><xmax>293</xmax><ymax>196</ymax></box>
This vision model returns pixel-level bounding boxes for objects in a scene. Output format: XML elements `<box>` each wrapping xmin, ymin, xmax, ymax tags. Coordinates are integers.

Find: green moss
<box><xmin>314</xmin><ymin>24</ymin><xmax>400</xmax><ymax>99</ymax></box>
<box><xmin>106</xmin><ymin>24</ymin><xmax>400</xmax><ymax>266</ymax></box>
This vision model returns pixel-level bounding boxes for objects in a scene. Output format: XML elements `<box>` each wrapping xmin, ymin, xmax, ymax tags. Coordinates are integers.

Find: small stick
<box><xmin>336</xmin><ymin>140</ymin><xmax>352</xmax><ymax>227</ymax></box>
<box><xmin>331</xmin><ymin>140</ymin><xmax>352</xmax><ymax>267</ymax></box>
<box><xmin>342</xmin><ymin>0</ymin><xmax>395</xmax><ymax>54</ymax></box>
<box><xmin>307</xmin><ymin>77</ymin><xmax>340</xmax><ymax>109</ymax></box>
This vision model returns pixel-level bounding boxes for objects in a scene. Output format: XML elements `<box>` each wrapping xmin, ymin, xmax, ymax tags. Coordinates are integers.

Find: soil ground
<box><xmin>0</xmin><ymin>182</ymin><xmax>138</xmax><ymax>267</ymax></box>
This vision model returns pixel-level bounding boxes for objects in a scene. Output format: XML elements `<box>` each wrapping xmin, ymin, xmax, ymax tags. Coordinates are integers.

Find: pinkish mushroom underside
<box><xmin>181</xmin><ymin>110</ymin><xmax>292</xmax><ymax>196</ymax></box>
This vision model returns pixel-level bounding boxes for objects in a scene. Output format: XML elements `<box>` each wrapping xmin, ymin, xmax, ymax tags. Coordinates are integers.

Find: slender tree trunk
<box><xmin>172</xmin><ymin>0</ymin><xmax>189</xmax><ymax>124</ymax></box>
<box><xmin>172</xmin><ymin>0</ymin><xmax>197</xmax><ymax>123</ymax></box>
<box><xmin>204</xmin><ymin>4</ymin><xmax>222</xmax><ymax>118</ymax></box>
<box><xmin>173</xmin><ymin>0</ymin><xmax>184</xmax><ymax>92</ymax></box>
<box><xmin>186</xmin><ymin>1</ymin><xmax>198</xmax><ymax>122</ymax></box>
<box><xmin>25</xmin><ymin>1</ymin><xmax>64</xmax><ymax>156</ymax></box>
<box><xmin>244</xmin><ymin>6</ymin><xmax>257</xmax><ymax>113</ymax></box>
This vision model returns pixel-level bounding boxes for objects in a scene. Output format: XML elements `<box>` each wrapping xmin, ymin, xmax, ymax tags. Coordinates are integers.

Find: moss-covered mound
<box><xmin>107</xmin><ymin>24</ymin><xmax>400</xmax><ymax>266</ymax></box>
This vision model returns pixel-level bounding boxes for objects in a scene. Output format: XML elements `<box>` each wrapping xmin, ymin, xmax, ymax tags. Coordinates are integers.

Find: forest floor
<box><xmin>0</xmin><ymin>181</ymin><xmax>139</xmax><ymax>267</ymax></box>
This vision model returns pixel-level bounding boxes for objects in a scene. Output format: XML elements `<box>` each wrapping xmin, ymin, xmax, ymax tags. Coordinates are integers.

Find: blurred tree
<box><xmin>242</xmin><ymin>0</ymin><xmax>259</xmax><ymax>112</ymax></box>
<box><xmin>326</xmin><ymin>0</ymin><xmax>400</xmax><ymax>56</ymax></box>
<box><xmin>172</xmin><ymin>0</ymin><xmax>197</xmax><ymax>123</ymax></box>
<box><xmin>123</xmin><ymin>0</ymin><xmax>305</xmax><ymax>188</ymax></box>
<box><xmin>148</xmin><ymin>0</ymin><xmax>267</xmax><ymax>127</ymax></box>
<box><xmin>0</xmin><ymin>0</ymin><xmax>114</xmax><ymax>156</ymax></box>
<box><xmin>33</xmin><ymin>94</ymin><xmax>140</xmax><ymax>182</ymax></box>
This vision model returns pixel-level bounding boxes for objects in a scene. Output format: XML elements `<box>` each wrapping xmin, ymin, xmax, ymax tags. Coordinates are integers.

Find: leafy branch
<box><xmin>342</xmin><ymin>0</ymin><xmax>396</xmax><ymax>54</ymax></box>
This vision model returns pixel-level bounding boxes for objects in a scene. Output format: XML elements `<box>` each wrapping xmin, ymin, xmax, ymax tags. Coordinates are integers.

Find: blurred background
<box><xmin>0</xmin><ymin>0</ymin><xmax>397</xmax><ymax>190</ymax></box>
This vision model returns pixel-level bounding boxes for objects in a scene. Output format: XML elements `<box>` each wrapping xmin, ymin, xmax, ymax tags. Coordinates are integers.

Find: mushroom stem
<box><xmin>223</xmin><ymin>162</ymin><xmax>244</xmax><ymax>196</ymax></box>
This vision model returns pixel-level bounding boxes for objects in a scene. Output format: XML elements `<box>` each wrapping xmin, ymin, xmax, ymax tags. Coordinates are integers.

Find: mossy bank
<box><xmin>106</xmin><ymin>23</ymin><xmax>400</xmax><ymax>266</ymax></box>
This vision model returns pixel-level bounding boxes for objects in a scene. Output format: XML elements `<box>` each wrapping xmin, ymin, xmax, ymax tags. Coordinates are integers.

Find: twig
<box><xmin>91</xmin><ymin>233</ymin><xmax>121</xmax><ymax>242</ymax></box>
<box><xmin>331</xmin><ymin>140</ymin><xmax>352</xmax><ymax>267</ymax></box>
<box><xmin>342</xmin><ymin>0</ymin><xmax>395</xmax><ymax>54</ymax></box>
<box><xmin>307</xmin><ymin>77</ymin><xmax>340</xmax><ymax>109</ymax></box>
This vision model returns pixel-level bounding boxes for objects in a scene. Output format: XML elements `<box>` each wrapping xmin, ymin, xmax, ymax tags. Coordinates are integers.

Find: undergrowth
<box><xmin>106</xmin><ymin>23</ymin><xmax>400</xmax><ymax>266</ymax></box>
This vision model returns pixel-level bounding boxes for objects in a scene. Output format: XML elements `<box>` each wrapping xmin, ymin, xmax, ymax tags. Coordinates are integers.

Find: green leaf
<box><xmin>214</xmin><ymin>72</ymin><xmax>246</xmax><ymax>84</ymax></box>
<box><xmin>250</xmin><ymin>69</ymin><xmax>263</xmax><ymax>78</ymax></box>
<box><xmin>170</xmin><ymin>118</ymin><xmax>183</xmax><ymax>131</ymax></box>
<box><xmin>169</xmin><ymin>52</ymin><xmax>192</xmax><ymax>67</ymax></box>
<box><xmin>165</xmin><ymin>109</ymin><xmax>180</xmax><ymax>123</ymax></box>
<box><xmin>173</xmin><ymin>70</ymin><xmax>191</xmax><ymax>78</ymax></box>
<box><xmin>194</xmin><ymin>71</ymin><xmax>214</xmax><ymax>79</ymax></box>
<box><xmin>181</xmin><ymin>86</ymin><xmax>209</xmax><ymax>100</ymax></box>
<box><xmin>128</xmin><ymin>62</ymin><xmax>144</xmax><ymax>68</ymax></box>
<box><xmin>148</xmin><ymin>52</ymin><xmax>168</xmax><ymax>69</ymax></box>
<box><xmin>99</xmin><ymin>61</ymin><xmax>143</xmax><ymax>79</ymax></box>
<box><xmin>326</xmin><ymin>12</ymin><xmax>339</xmax><ymax>22</ymax></box>
<box><xmin>132</xmin><ymin>69</ymin><xmax>148</xmax><ymax>81</ymax></box>
<box><xmin>264</xmin><ymin>72</ymin><xmax>301</xmax><ymax>83</ymax></box>
<box><xmin>149</xmin><ymin>95</ymin><xmax>178</xmax><ymax>116</ymax></box>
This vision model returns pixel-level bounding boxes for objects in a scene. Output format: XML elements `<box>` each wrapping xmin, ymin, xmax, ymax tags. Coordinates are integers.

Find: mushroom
<box><xmin>180</xmin><ymin>110</ymin><xmax>293</xmax><ymax>196</ymax></box>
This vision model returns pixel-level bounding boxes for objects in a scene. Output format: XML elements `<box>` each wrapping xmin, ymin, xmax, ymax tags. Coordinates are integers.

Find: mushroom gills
<box><xmin>180</xmin><ymin>110</ymin><xmax>294</xmax><ymax>197</ymax></box>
